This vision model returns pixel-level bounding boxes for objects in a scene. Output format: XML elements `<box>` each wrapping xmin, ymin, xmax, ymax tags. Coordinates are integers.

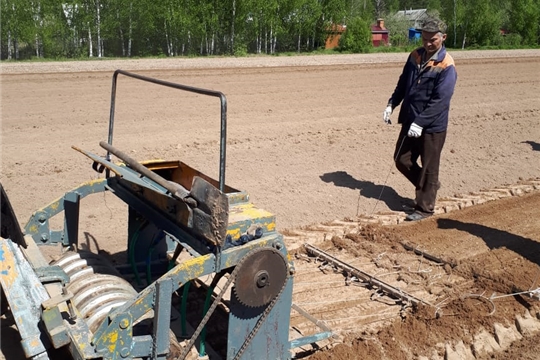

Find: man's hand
<box><xmin>383</xmin><ymin>106</ymin><xmax>393</xmax><ymax>124</ymax></box>
<box><xmin>407</xmin><ymin>123</ymin><xmax>423</xmax><ymax>138</ymax></box>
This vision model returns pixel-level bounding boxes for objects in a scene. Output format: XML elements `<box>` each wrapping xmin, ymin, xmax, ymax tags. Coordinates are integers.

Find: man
<box><xmin>383</xmin><ymin>18</ymin><xmax>457</xmax><ymax>221</ymax></box>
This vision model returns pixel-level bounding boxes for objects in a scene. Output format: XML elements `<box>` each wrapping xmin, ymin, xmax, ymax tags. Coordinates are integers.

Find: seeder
<box><xmin>0</xmin><ymin>71</ymin><xmax>333</xmax><ymax>360</ymax></box>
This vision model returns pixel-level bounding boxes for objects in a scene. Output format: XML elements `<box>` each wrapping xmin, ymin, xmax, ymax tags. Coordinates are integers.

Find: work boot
<box><xmin>401</xmin><ymin>199</ymin><xmax>416</xmax><ymax>213</ymax></box>
<box><xmin>405</xmin><ymin>211</ymin><xmax>432</xmax><ymax>222</ymax></box>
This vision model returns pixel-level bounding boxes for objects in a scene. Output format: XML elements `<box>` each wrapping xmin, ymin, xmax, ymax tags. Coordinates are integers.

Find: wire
<box><xmin>365</xmin><ymin>134</ymin><xmax>407</xmax><ymax>217</ymax></box>
<box><xmin>528</xmin><ymin>269</ymin><xmax>540</xmax><ymax>293</ymax></box>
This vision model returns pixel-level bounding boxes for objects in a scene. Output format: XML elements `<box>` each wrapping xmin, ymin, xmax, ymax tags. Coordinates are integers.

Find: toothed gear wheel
<box><xmin>232</xmin><ymin>247</ymin><xmax>288</xmax><ymax>308</ymax></box>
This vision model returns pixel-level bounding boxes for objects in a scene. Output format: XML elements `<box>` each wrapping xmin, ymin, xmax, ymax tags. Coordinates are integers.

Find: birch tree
<box><xmin>1</xmin><ymin>0</ymin><xmax>33</xmax><ymax>59</ymax></box>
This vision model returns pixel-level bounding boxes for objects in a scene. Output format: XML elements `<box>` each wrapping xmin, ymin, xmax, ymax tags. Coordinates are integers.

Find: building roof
<box><xmin>371</xmin><ymin>19</ymin><xmax>388</xmax><ymax>34</ymax></box>
<box><xmin>326</xmin><ymin>24</ymin><xmax>346</xmax><ymax>33</ymax></box>
<box><xmin>371</xmin><ymin>25</ymin><xmax>389</xmax><ymax>34</ymax></box>
<box><xmin>393</xmin><ymin>9</ymin><xmax>430</xmax><ymax>30</ymax></box>
<box><xmin>394</xmin><ymin>9</ymin><xmax>428</xmax><ymax>21</ymax></box>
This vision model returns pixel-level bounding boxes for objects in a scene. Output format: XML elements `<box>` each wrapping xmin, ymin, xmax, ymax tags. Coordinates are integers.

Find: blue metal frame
<box><xmin>10</xmin><ymin>71</ymin><xmax>337</xmax><ymax>360</ymax></box>
<box><xmin>0</xmin><ymin>239</ymin><xmax>51</xmax><ymax>358</ymax></box>
<box><xmin>24</xmin><ymin>179</ymin><xmax>108</xmax><ymax>247</ymax></box>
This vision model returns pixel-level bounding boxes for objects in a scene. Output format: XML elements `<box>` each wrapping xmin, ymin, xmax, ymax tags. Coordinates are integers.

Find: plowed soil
<box><xmin>1</xmin><ymin>49</ymin><xmax>540</xmax><ymax>359</ymax></box>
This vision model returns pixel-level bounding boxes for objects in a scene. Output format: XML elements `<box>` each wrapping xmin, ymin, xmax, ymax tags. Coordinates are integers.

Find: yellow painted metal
<box><xmin>0</xmin><ymin>238</ymin><xmax>51</xmax><ymax>358</ymax></box>
<box><xmin>141</xmin><ymin>159</ymin><xmax>179</xmax><ymax>170</ymax></box>
<box><xmin>107</xmin><ymin>332</ymin><xmax>119</xmax><ymax>353</ymax></box>
<box><xmin>50</xmin><ymin>200</ymin><xmax>60</xmax><ymax>211</ymax></box>
<box><xmin>169</xmin><ymin>254</ymin><xmax>209</xmax><ymax>279</ymax></box>
<box><xmin>164</xmin><ymin>251</ymin><xmax>217</xmax><ymax>294</ymax></box>
<box><xmin>72</xmin><ymin>333</ymin><xmax>86</xmax><ymax>350</ymax></box>
<box><xmin>227</xmin><ymin>202</ymin><xmax>276</xmax><ymax>239</ymax></box>
<box><xmin>0</xmin><ymin>240</ymin><xmax>18</xmax><ymax>288</ymax></box>
<box><xmin>229</xmin><ymin>203</ymin><xmax>275</xmax><ymax>226</ymax></box>
<box><xmin>221</xmin><ymin>237</ymin><xmax>288</xmax><ymax>268</ymax></box>
<box><xmin>226</xmin><ymin>228</ymin><xmax>243</xmax><ymax>239</ymax></box>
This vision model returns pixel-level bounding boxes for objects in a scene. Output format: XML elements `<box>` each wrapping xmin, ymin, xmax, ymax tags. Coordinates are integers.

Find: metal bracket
<box><xmin>42</xmin><ymin>289</ymin><xmax>74</xmax><ymax>310</ymax></box>
<box><xmin>94</xmin><ymin>314</ymin><xmax>134</xmax><ymax>359</ymax></box>
<box><xmin>35</xmin><ymin>265</ymin><xmax>70</xmax><ymax>286</ymax></box>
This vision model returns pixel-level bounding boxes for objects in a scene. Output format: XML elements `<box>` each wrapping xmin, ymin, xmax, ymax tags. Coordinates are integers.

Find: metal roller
<box><xmin>51</xmin><ymin>251</ymin><xmax>137</xmax><ymax>333</ymax></box>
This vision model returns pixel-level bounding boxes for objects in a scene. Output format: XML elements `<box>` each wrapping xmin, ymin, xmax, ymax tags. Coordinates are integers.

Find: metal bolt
<box><xmin>120</xmin><ymin>347</ymin><xmax>130</xmax><ymax>358</ymax></box>
<box><xmin>255</xmin><ymin>270</ymin><xmax>269</xmax><ymax>288</ymax></box>
<box><xmin>67</xmin><ymin>300</ymin><xmax>78</xmax><ymax>320</ymax></box>
<box><xmin>62</xmin><ymin>286</ymin><xmax>78</xmax><ymax>320</ymax></box>
<box><xmin>119</xmin><ymin>318</ymin><xmax>130</xmax><ymax>329</ymax></box>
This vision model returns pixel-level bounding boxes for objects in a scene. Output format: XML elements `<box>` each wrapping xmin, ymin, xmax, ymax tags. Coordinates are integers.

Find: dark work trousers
<box><xmin>394</xmin><ymin>125</ymin><xmax>447</xmax><ymax>214</ymax></box>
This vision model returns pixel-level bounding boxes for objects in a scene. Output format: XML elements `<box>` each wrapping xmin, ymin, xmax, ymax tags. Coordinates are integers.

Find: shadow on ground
<box><xmin>320</xmin><ymin>171</ymin><xmax>412</xmax><ymax>212</ymax></box>
<box><xmin>438</xmin><ymin>218</ymin><xmax>540</xmax><ymax>265</ymax></box>
<box><xmin>0</xmin><ymin>314</ymin><xmax>71</xmax><ymax>360</ymax></box>
<box><xmin>522</xmin><ymin>140</ymin><xmax>540</xmax><ymax>152</ymax></box>
<box><xmin>0</xmin><ymin>318</ymin><xmax>26</xmax><ymax>360</ymax></box>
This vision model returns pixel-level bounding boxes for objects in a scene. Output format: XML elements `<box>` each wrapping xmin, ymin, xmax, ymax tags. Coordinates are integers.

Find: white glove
<box><xmin>407</xmin><ymin>123</ymin><xmax>423</xmax><ymax>138</ymax></box>
<box><xmin>383</xmin><ymin>106</ymin><xmax>393</xmax><ymax>124</ymax></box>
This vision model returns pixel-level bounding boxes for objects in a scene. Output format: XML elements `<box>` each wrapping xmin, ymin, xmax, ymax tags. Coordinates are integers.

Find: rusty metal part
<box><xmin>73</xmin><ymin>145</ymin><xmax>230</xmax><ymax>247</ymax></box>
<box><xmin>100</xmin><ymin>141</ymin><xmax>197</xmax><ymax>206</ymax></box>
<box><xmin>178</xmin><ymin>247</ymin><xmax>289</xmax><ymax>360</ymax></box>
<box><xmin>400</xmin><ymin>241</ymin><xmax>457</xmax><ymax>267</ymax></box>
<box><xmin>232</xmin><ymin>263</ymin><xmax>288</xmax><ymax>360</ymax></box>
<box><xmin>304</xmin><ymin>243</ymin><xmax>433</xmax><ymax>307</ymax></box>
<box><xmin>177</xmin><ymin>253</ymin><xmax>243</xmax><ymax>359</ymax></box>
<box><xmin>232</xmin><ymin>247</ymin><xmax>288</xmax><ymax>308</ymax></box>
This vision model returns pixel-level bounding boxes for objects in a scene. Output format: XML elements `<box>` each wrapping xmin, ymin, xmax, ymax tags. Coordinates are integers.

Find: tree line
<box><xmin>1</xmin><ymin>0</ymin><xmax>538</xmax><ymax>60</ymax></box>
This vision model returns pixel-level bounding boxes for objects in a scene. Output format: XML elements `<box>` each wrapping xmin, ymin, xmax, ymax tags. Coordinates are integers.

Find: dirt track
<box><xmin>1</xmin><ymin>49</ymin><xmax>540</xmax><ymax>359</ymax></box>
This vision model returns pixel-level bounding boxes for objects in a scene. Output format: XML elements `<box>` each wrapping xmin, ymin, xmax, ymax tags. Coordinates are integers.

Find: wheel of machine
<box><xmin>51</xmin><ymin>251</ymin><xmax>138</xmax><ymax>332</ymax></box>
<box><xmin>53</xmin><ymin>251</ymin><xmax>185</xmax><ymax>358</ymax></box>
<box><xmin>232</xmin><ymin>247</ymin><xmax>288</xmax><ymax>308</ymax></box>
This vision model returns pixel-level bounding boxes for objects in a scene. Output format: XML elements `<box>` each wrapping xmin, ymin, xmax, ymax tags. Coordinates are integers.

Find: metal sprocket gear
<box><xmin>232</xmin><ymin>247</ymin><xmax>288</xmax><ymax>308</ymax></box>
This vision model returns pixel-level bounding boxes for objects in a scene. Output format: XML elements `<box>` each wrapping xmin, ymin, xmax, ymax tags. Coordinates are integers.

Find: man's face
<box><xmin>422</xmin><ymin>31</ymin><xmax>446</xmax><ymax>56</ymax></box>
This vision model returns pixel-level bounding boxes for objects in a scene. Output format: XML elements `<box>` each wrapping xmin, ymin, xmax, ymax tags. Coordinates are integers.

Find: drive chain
<box><xmin>232</xmin><ymin>264</ymin><xmax>288</xmax><ymax>360</ymax></box>
<box><xmin>178</xmin><ymin>247</ymin><xmax>288</xmax><ymax>360</ymax></box>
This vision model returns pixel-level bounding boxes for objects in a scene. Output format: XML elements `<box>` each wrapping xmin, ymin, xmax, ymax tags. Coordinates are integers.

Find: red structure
<box><xmin>371</xmin><ymin>19</ymin><xmax>389</xmax><ymax>47</ymax></box>
<box><xmin>324</xmin><ymin>19</ymin><xmax>389</xmax><ymax>49</ymax></box>
<box><xmin>325</xmin><ymin>24</ymin><xmax>346</xmax><ymax>49</ymax></box>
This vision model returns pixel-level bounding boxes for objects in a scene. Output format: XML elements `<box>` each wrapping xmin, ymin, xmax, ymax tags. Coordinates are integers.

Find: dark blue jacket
<box><xmin>388</xmin><ymin>45</ymin><xmax>457</xmax><ymax>133</ymax></box>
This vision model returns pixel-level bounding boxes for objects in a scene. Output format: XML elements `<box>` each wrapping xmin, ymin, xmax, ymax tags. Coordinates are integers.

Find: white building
<box><xmin>393</xmin><ymin>9</ymin><xmax>429</xmax><ymax>30</ymax></box>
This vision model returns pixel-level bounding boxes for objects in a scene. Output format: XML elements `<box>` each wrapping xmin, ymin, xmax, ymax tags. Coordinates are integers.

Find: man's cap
<box><xmin>422</xmin><ymin>19</ymin><xmax>447</xmax><ymax>33</ymax></box>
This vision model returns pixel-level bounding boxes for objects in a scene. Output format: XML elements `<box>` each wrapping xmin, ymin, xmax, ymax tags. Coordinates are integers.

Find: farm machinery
<box><xmin>0</xmin><ymin>71</ymin><xmax>333</xmax><ymax>360</ymax></box>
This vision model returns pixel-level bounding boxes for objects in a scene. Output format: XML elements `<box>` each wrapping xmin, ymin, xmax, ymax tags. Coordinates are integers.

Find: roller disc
<box><xmin>233</xmin><ymin>247</ymin><xmax>288</xmax><ymax>308</ymax></box>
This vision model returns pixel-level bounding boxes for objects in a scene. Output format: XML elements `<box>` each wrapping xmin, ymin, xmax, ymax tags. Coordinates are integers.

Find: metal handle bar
<box><xmin>106</xmin><ymin>69</ymin><xmax>227</xmax><ymax>192</ymax></box>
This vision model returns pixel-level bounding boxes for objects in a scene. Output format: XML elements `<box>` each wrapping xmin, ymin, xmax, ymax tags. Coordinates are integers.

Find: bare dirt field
<box><xmin>1</xmin><ymin>49</ymin><xmax>540</xmax><ymax>359</ymax></box>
